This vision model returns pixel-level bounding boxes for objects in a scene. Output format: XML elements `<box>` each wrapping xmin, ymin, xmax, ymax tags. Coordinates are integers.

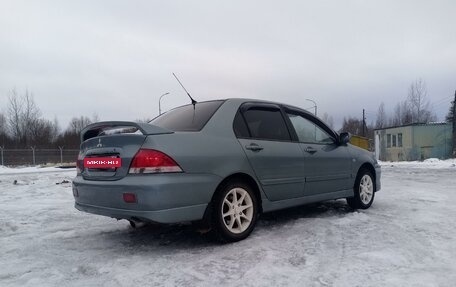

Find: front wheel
<box><xmin>212</xmin><ymin>181</ymin><xmax>258</xmax><ymax>242</ymax></box>
<box><xmin>347</xmin><ymin>170</ymin><xmax>375</xmax><ymax>209</ymax></box>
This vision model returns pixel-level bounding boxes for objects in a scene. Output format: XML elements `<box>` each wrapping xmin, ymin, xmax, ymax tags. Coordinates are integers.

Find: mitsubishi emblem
<box><xmin>96</xmin><ymin>138</ymin><xmax>103</xmax><ymax>148</ymax></box>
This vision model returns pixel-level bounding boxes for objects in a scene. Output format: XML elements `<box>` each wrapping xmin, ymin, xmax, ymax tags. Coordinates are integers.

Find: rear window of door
<box><xmin>241</xmin><ymin>107</ymin><xmax>291</xmax><ymax>141</ymax></box>
<box><xmin>150</xmin><ymin>100</ymin><xmax>224</xmax><ymax>131</ymax></box>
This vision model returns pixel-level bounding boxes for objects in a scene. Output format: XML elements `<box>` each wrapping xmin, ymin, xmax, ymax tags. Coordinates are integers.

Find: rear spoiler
<box><xmin>81</xmin><ymin>121</ymin><xmax>173</xmax><ymax>142</ymax></box>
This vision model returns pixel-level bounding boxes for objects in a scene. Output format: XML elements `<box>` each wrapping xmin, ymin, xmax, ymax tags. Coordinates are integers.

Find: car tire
<box><xmin>347</xmin><ymin>170</ymin><xmax>375</xmax><ymax>209</ymax></box>
<box><xmin>212</xmin><ymin>180</ymin><xmax>258</xmax><ymax>242</ymax></box>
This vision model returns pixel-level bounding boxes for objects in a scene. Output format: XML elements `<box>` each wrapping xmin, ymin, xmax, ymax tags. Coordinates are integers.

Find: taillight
<box><xmin>129</xmin><ymin>149</ymin><xmax>183</xmax><ymax>174</ymax></box>
<box><xmin>76</xmin><ymin>153</ymin><xmax>84</xmax><ymax>174</ymax></box>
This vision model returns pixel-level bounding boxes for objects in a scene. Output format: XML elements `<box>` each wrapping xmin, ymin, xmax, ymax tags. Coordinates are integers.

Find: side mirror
<box><xmin>339</xmin><ymin>132</ymin><xmax>351</xmax><ymax>145</ymax></box>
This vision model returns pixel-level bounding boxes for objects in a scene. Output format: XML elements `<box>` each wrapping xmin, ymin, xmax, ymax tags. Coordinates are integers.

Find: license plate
<box><xmin>84</xmin><ymin>157</ymin><xmax>122</xmax><ymax>168</ymax></box>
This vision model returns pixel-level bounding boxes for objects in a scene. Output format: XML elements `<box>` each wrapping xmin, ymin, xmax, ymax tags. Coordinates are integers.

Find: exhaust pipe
<box><xmin>129</xmin><ymin>218</ymin><xmax>146</xmax><ymax>228</ymax></box>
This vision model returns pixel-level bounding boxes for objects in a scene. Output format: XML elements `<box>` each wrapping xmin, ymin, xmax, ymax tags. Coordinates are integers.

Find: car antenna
<box><xmin>172</xmin><ymin>73</ymin><xmax>197</xmax><ymax>107</ymax></box>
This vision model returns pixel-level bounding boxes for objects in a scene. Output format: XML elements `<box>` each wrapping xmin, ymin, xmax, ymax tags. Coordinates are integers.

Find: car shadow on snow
<box><xmin>258</xmin><ymin>199</ymin><xmax>353</xmax><ymax>227</ymax></box>
<box><xmin>123</xmin><ymin>222</ymin><xmax>214</xmax><ymax>248</ymax></box>
<box><xmin>95</xmin><ymin>199</ymin><xmax>355</xmax><ymax>248</ymax></box>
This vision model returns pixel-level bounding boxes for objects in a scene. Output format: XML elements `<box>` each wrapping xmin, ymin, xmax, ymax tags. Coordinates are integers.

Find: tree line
<box><xmin>340</xmin><ymin>79</ymin><xmax>454</xmax><ymax>138</ymax></box>
<box><xmin>0</xmin><ymin>89</ymin><xmax>95</xmax><ymax>149</ymax></box>
<box><xmin>1</xmin><ymin>81</ymin><xmax>454</xmax><ymax>149</ymax></box>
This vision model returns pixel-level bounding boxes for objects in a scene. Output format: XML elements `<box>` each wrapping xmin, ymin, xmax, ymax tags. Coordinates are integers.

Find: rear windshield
<box><xmin>150</xmin><ymin>100</ymin><xmax>224</xmax><ymax>131</ymax></box>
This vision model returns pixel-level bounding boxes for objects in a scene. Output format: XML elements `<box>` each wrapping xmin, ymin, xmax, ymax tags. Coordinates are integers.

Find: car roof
<box><xmin>224</xmin><ymin>98</ymin><xmax>315</xmax><ymax>115</ymax></box>
<box><xmin>169</xmin><ymin>98</ymin><xmax>317</xmax><ymax>119</ymax></box>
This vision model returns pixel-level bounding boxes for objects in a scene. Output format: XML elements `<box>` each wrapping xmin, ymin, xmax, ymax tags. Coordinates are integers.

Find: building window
<box><xmin>387</xmin><ymin>134</ymin><xmax>391</xmax><ymax>148</ymax></box>
<box><xmin>392</xmin><ymin>135</ymin><xmax>397</xmax><ymax>147</ymax></box>
<box><xmin>398</xmin><ymin>133</ymin><xmax>403</xmax><ymax>147</ymax></box>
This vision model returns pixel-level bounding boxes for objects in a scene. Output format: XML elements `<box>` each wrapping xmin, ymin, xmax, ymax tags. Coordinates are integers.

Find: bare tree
<box><xmin>6</xmin><ymin>89</ymin><xmax>46</xmax><ymax>147</ymax></box>
<box><xmin>401</xmin><ymin>101</ymin><xmax>413</xmax><ymax>125</ymax></box>
<box><xmin>321</xmin><ymin>112</ymin><xmax>334</xmax><ymax>129</ymax></box>
<box><xmin>22</xmin><ymin>90</ymin><xmax>41</xmax><ymax>140</ymax></box>
<box><xmin>391</xmin><ymin>102</ymin><xmax>402</xmax><ymax>126</ymax></box>
<box><xmin>407</xmin><ymin>79</ymin><xmax>436</xmax><ymax>123</ymax></box>
<box><xmin>91</xmin><ymin>113</ymin><xmax>99</xmax><ymax>123</ymax></box>
<box><xmin>375</xmin><ymin>102</ymin><xmax>387</xmax><ymax>129</ymax></box>
<box><xmin>52</xmin><ymin>117</ymin><xmax>60</xmax><ymax>141</ymax></box>
<box><xmin>0</xmin><ymin>113</ymin><xmax>6</xmax><ymax>135</ymax></box>
<box><xmin>28</xmin><ymin>118</ymin><xmax>60</xmax><ymax>147</ymax></box>
<box><xmin>390</xmin><ymin>100</ymin><xmax>413</xmax><ymax>126</ymax></box>
<box><xmin>0</xmin><ymin>112</ymin><xmax>8</xmax><ymax>146</ymax></box>
<box><xmin>387</xmin><ymin>79</ymin><xmax>436</xmax><ymax>127</ymax></box>
<box><xmin>68</xmin><ymin>116</ymin><xmax>92</xmax><ymax>134</ymax></box>
<box><xmin>340</xmin><ymin>117</ymin><xmax>363</xmax><ymax>135</ymax></box>
<box><xmin>55</xmin><ymin>116</ymin><xmax>93</xmax><ymax>148</ymax></box>
<box><xmin>7</xmin><ymin>89</ymin><xmax>23</xmax><ymax>144</ymax></box>
<box><xmin>35</xmin><ymin>118</ymin><xmax>60</xmax><ymax>146</ymax></box>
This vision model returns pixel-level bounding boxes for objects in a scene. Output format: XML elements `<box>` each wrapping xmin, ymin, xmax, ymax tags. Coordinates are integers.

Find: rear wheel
<box><xmin>212</xmin><ymin>180</ymin><xmax>258</xmax><ymax>242</ymax></box>
<box><xmin>347</xmin><ymin>170</ymin><xmax>375</xmax><ymax>209</ymax></box>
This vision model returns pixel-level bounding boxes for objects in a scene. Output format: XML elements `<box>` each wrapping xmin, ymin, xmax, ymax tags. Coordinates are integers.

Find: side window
<box><xmin>233</xmin><ymin>111</ymin><xmax>250</xmax><ymax>138</ymax></box>
<box><xmin>287</xmin><ymin>113</ymin><xmax>334</xmax><ymax>144</ymax></box>
<box><xmin>387</xmin><ymin>134</ymin><xmax>391</xmax><ymax>148</ymax></box>
<box><xmin>242</xmin><ymin>108</ymin><xmax>291</xmax><ymax>141</ymax></box>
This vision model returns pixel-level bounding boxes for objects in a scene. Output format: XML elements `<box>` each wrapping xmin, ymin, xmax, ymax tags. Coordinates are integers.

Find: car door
<box><xmin>284</xmin><ymin>108</ymin><xmax>352</xmax><ymax>196</ymax></box>
<box><xmin>234</xmin><ymin>103</ymin><xmax>305</xmax><ymax>201</ymax></box>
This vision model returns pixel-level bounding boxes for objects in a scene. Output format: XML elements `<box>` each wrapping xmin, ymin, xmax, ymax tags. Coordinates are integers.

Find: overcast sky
<box><xmin>1</xmin><ymin>0</ymin><xmax>455</xmax><ymax>130</ymax></box>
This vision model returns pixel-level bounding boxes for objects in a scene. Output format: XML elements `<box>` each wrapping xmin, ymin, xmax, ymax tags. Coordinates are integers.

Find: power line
<box><xmin>430</xmin><ymin>95</ymin><xmax>453</xmax><ymax>106</ymax></box>
<box><xmin>432</xmin><ymin>101</ymin><xmax>452</xmax><ymax>109</ymax></box>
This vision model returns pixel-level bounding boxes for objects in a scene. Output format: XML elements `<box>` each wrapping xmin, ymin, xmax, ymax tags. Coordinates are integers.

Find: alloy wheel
<box><xmin>359</xmin><ymin>174</ymin><xmax>374</xmax><ymax>205</ymax></box>
<box><xmin>221</xmin><ymin>187</ymin><xmax>254</xmax><ymax>234</ymax></box>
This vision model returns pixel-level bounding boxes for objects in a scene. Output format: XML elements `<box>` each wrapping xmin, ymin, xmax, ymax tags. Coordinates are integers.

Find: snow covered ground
<box><xmin>1</xmin><ymin>161</ymin><xmax>455</xmax><ymax>287</ymax></box>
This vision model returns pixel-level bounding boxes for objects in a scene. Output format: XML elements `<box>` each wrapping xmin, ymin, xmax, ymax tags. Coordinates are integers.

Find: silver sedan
<box><xmin>73</xmin><ymin>98</ymin><xmax>381</xmax><ymax>242</ymax></box>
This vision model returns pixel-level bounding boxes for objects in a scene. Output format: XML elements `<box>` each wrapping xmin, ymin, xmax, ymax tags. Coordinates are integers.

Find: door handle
<box><xmin>245</xmin><ymin>143</ymin><xmax>264</xmax><ymax>152</ymax></box>
<box><xmin>305</xmin><ymin>146</ymin><xmax>317</xmax><ymax>154</ymax></box>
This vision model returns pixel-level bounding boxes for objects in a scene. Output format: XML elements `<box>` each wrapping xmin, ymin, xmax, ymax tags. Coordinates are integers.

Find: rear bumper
<box><xmin>75</xmin><ymin>202</ymin><xmax>208</xmax><ymax>223</ymax></box>
<box><xmin>72</xmin><ymin>173</ymin><xmax>222</xmax><ymax>223</ymax></box>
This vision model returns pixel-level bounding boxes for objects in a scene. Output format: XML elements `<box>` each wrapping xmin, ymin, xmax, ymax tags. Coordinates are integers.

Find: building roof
<box><xmin>374</xmin><ymin>122</ymin><xmax>450</xmax><ymax>131</ymax></box>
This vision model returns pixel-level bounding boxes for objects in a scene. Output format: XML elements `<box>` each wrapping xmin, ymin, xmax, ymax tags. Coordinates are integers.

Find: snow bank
<box><xmin>379</xmin><ymin>158</ymin><xmax>456</xmax><ymax>169</ymax></box>
<box><xmin>0</xmin><ymin>165</ymin><xmax>76</xmax><ymax>175</ymax></box>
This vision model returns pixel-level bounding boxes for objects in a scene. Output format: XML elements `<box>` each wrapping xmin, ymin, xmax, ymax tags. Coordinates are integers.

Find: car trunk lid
<box><xmin>79</xmin><ymin>121</ymin><xmax>173</xmax><ymax>181</ymax></box>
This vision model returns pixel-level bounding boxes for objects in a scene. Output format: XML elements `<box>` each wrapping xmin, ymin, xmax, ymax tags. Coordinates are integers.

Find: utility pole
<box><xmin>452</xmin><ymin>90</ymin><xmax>456</xmax><ymax>157</ymax></box>
<box><xmin>362</xmin><ymin>109</ymin><xmax>366</xmax><ymax>137</ymax></box>
<box><xmin>306</xmin><ymin>99</ymin><xmax>317</xmax><ymax>116</ymax></box>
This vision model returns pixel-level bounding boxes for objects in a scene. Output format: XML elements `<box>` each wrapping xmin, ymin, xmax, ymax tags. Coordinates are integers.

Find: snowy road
<box><xmin>1</xmin><ymin>162</ymin><xmax>455</xmax><ymax>287</ymax></box>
